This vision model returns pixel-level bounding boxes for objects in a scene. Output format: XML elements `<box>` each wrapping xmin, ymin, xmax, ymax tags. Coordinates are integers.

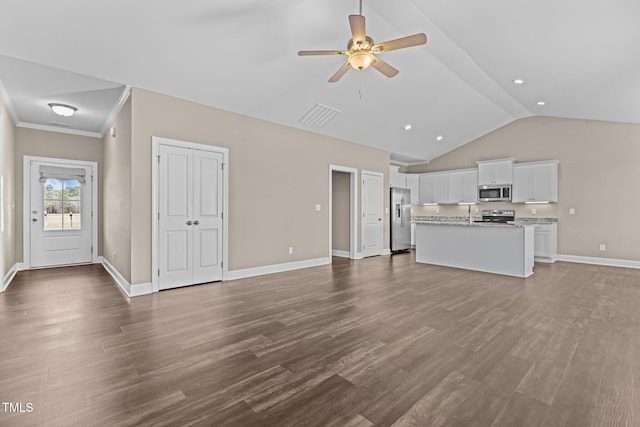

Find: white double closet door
<box><xmin>158</xmin><ymin>145</ymin><xmax>223</xmax><ymax>290</ymax></box>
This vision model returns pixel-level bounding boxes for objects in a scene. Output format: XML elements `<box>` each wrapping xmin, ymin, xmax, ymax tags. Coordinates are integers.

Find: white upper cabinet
<box><xmin>419</xmin><ymin>172</ymin><xmax>448</xmax><ymax>204</ymax></box>
<box><xmin>390</xmin><ymin>165</ymin><xmax>407</xmax><ymax>188</ymax></box>
<box><xmin>512</xmin><ymin>161</ymin><xmax>559</xmax><ymax>203</ymax></box>
<box><xmin>477</xmin><ymin>159</ymin><xmax>514</xmax><ymax>185</ymax></box>
<box><xmin>420</xmin><ymin>169</ymin><xmax>476</xmax><ymax>204</ymax></box>
<box><xmin>405</xmin><ymin>174</ymin><xmax>420</xmax><ymax>204</ymax></box>
<box><xmin>448</xmin><ymin>169</ymin><xmax>478</xmax><ymax>204</ymax></box>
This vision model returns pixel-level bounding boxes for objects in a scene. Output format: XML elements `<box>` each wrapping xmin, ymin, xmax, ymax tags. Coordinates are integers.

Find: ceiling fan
<box><xmin>298</xmin><ymin>0</ymin><xmax>427</xmax><ymax>82</ymax></box>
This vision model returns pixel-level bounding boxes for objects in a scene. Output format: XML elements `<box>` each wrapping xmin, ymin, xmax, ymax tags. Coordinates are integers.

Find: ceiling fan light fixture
<box><xmin>348</xmin><ymin>51</ymin><xmax>375</xmax><ymax>70</ymax></box>
<box><xmin>48</xmin><ymin>103</ymin><xmax>77</xmax><ymax>117</ymax></box>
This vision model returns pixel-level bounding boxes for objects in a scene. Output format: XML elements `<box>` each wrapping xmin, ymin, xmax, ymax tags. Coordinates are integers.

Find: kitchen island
<box><xmin>414</xmin><ymin>220</ymin><xmax>535</xmax><ymax>278</ymax></box>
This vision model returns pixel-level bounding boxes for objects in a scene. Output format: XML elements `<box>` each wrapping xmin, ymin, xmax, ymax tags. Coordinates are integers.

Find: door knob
<box><xmin>193</xmin><ymin>220</ymin><xmax>199</xmax><ymax>225</ymax></box>
<box><xmin>186</xmin><ymin>220</ymin><xmax>193</xmax><ymax>225</ymax></box>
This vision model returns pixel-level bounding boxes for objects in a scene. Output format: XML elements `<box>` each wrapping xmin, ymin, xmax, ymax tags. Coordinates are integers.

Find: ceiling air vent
<box><xmin>49</xmin><ymin>121</ymin><xmax>71</xmax><ymax>127</ymax></box>
<box><xmin>299</xmin><ymin>103</ymin><xmax>340</xmax><ymax>127</ymax></box>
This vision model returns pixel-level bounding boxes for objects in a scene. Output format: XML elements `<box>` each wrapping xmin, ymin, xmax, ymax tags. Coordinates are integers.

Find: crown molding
<box><xmin>99</xmin><ymin>85</ymin><xmax>131</xmax><ymax>137</ymax></box>
<box><xmin>0</xmin><ymin>79</ymin><xmax>20</xmax><ymax>124</ymax></box>
<box><xmin>17</xmin><ymin>122</ymin><xmax>102</xmax><ymax>139</ymax></box>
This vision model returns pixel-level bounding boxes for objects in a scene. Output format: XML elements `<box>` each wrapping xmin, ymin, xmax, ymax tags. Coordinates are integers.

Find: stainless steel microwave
<box><xmin>478</xmin><ymin>184</ymin><xmax>511</xmax><ymax>202</ymax></box>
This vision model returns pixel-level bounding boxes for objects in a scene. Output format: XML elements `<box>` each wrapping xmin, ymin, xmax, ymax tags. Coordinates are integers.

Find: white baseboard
<box><xmin>130</xmin><ymin>282</ymin><xmax>153</xmax><ymax>297</ymax></box>
<box><xmin>332</xmin><ymin>250</ymin><xmax>351</xmax><ymax>258</ymax></box>
<box><xmin>100</xmin><ymin>256</ymin><xmax>131</xmax><ymax>296</ymax></box>
<box><xmin>228</xmin><ymin>257</ymin><xmax>331</xmax><ymax>281</ymax></box>
<box><xmin>354</xmin><ymin>252</ymin><xmax>364</xmax><ymax>260</ymax></box>
<box><xmin>99</xmin><ymin>256</ymin><xmax>152</xmax><ymax>297</ymax></box>
<box><xmin>382</xmin><ymin>249</ymin><xmax>391</xmax><ymax>256</ymax></box>
<box><xmin>557</xmin><ymin>254</ymin><xmax>640</xmax><ymax>269</ymax></box>
<box><xmin>1</xmin><ymin>263</ymin><xmax>19</xmax><ymax>292</ymax></box>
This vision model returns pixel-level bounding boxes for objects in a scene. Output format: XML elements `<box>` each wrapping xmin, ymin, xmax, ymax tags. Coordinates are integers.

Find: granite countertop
<box><xmin>412</xmin><ymin>216</ymin><xmax>558</xmax><ymax>228</ymax></box>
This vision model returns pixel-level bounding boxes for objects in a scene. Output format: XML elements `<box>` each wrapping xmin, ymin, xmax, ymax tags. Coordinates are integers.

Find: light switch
<box><xmin>569</xmin><ymin>208</ymin><xmax>575</xmax><ymax>215</ymax></box>
<box><xmin>315</xmin><ymin>204</ymin><xmax>321</xmax><ymax>211</ymax></box>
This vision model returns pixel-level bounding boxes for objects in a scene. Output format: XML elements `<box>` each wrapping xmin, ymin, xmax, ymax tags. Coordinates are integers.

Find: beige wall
<box><xmin>408</xmin><ymin>116</ymin><xmax>640</xmax><ymax>261</ymax></box>
<box><xmin>1</xmin><ymin>101</ymin><xmax>16</xmax><ymax>278</ymax></box>
<box><xmin>102</xmin><ymin>97</ymin><xmax>132</xmax><ymax>282</ymax></box>
<box><xmin>15</xmin><ymin>128</ymin><xmax>104</xmax><ymax>262</ymax></box>
<box><xmin>331</xmin><ymin>171</ymin><xmax>350</xmax><ymax>252</ymax></box>
<box><xmin>129</xmin><ymin>88</ymin><xmax>390</xmax><ymax>284</ymax></box>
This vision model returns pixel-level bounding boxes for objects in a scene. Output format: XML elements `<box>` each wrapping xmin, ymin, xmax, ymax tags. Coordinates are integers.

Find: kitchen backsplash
<box><xmin>411</xmin><ymin>202</ymin><xmax>558</xmax><ymax>219</ymax></box>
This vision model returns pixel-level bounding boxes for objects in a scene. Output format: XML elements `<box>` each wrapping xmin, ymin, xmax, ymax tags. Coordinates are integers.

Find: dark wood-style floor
<box><xmin>1</xmin><ymin>253</ymin><xmax>639</xmax><ymax>426</ymax></box>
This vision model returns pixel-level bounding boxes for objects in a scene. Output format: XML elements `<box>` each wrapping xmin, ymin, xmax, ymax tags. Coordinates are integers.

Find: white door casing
<box><xmin>24</xmin><ymin>157</ymin><xmax>98</xmax><ymax>268</ymax></box>
<box><xmin>361</xmin><ymin>170</ymin><xmax>383</xmax><ymax>257</ymax></box>
<box><xmin>155</xmin><ymin>139</ymin><xmax>226</xmax><ymax>291</ymax></box>
<box><xmin>328</xmin><ymin>165</ymin><xmax>358</xmax><ymax>260</ymax></box>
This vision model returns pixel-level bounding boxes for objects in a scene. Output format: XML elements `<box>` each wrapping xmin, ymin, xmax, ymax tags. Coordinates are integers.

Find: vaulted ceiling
<box><xmin>1</xmin><ymin>0</ymin><xmax>638</xmax><ymax>164</ymax></box>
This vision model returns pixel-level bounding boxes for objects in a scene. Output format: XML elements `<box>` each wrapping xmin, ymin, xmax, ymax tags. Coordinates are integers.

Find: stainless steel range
<box><xmin>474</xmin><ymin>209</ymin><xmax>515</xmax><ymax>224</ymax></box>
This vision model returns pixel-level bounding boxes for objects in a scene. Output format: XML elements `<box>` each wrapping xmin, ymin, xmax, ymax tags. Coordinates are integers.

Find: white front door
<box><xmin>362</xmin><ymin>171</ymin><xmax>383</xmax><ymax>257</ymax></box>
<box><xmin>29</xmin><ymin>160</ymin><xmax>93</xmax><ymax>267</ymax></box>
<box><xmin>158</xmin><ymin>145</ymin><xmax>223</xmax><ymax>290</ymax></box>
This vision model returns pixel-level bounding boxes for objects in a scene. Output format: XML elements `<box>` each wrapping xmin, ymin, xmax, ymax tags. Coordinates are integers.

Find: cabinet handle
<box><xmin>186</xmin><ymin>220</ymin><xmax>193</xmax><ymax>225</ymax></box>
<box><xmin>193</xmin><ymin>220</ymin><xmax>200</xmax><ymax>225</ymax></box>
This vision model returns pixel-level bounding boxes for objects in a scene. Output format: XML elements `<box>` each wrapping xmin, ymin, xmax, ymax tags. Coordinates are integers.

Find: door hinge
<box><xmin>157</xmin><ymin>156</ymin><xmax>161</xmax><ymax>163</ymax></box>
<box><xmin>158</xmin><ymin>269</ymin><xmax>160</xmax><ymax>276</ymax></box>
<box><xmin>221</xmin><ymin>261</ymin><xmax>223</xmax><ymax>268</ymax></box>
<box><xmin>222</xmin><ymin>163</ymin><xmax>225</xmax><ymax>170</ymax></box>
<box><xmin>158</xmin><ymin>212</ymin><xmax>160</xmax><ymax>220</ymax></box>
<box><xmin>221</xmin><ymin>212</ymin><xmax>224</xmax><ymax>219</ymax></box>
<box><xmin>91</xmin><ymin>211</ymin><xmax>94</xmax><ymax>218</ymax></box>
<box><xmin>91</xmin><ymin>246</ymin><xmax>93</xmax><ymax>254</ymax></box>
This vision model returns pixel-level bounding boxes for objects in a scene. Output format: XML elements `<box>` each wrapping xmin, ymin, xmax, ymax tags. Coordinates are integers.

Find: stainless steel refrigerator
<box><xmin>390</xmin><ymin>187</ymin><xmax>412</xmax><ymax>252</ymax></box>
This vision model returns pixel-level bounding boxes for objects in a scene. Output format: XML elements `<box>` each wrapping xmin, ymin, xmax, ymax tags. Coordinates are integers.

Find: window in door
<box><xmin>43</xmin><ymin>179</ymin><xmax>82</xmax><ymax>231</ymax></box>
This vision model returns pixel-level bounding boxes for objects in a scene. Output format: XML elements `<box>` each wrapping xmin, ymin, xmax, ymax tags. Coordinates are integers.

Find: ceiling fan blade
<box><xmin>349</xmin><ymin>15</ymin><xmax>366</xmax><ymax>45</ymax></box>
<box><xmin>298</xmin><ymin>50</ymin><xmax>346</xmax><ymax>56</ymax></box>
<box><xmin>329</xmin><ymin>61</ymin><xmax>351</xmax><ymax>83</ymax></box>
<box><xmin>371</xmin><ymin>57</ymin><xmax>399</xmax><ymax>78</ymax></box>
<box><xmin>373</xmin><ymin>33</ymin><xmax>427</xmax><ymax>53</ymax></box>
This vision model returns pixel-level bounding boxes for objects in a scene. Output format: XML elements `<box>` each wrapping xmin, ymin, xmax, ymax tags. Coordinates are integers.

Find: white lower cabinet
<box><xmin>533</xmin><ymin>223</ymin><xmax>557</xmax><ymax>263</ymax></box>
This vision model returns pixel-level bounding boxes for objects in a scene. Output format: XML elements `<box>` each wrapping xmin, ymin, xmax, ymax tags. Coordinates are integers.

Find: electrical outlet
<box><xmin>569</xmin><ymin>208</ymin><xmax>575</xmax><ymax>215</ymax></box>
<box><xmin>112</xmin><ymin>250</ymin><xmax>117</xmax><ymax>259</ymax></box>
<box><xmin>436</xmin><ymin>207</ymin><xmax>440</xmax><ymax>213</ymax></box>
<box><xmin>599</xmin><ymin>244</ymin><xmax>606</xmax><ymax>251</ymax></box>
<box><xmin>474</xmin><ymin>207</ymin><xmax>479</xmax><ymax>213</ymax></box>
<box><xmin>288</xmin><ymin>246</ymin><xmax>294</xmax><ymax>254</ymax></box>
<box><xmin>531</xmin><ymin>208</ymin><xmax>537</xmax><ymax>215</ymax></box>
<box><xmin>315</xmin><ymin>204</ymin><xmax>321</xmax><ymax>211</ymax></box>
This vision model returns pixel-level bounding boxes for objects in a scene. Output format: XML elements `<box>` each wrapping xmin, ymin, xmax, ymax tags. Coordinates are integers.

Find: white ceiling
<box><xmin>0</xmin><ymin>0</ymin><xmax>638</xmax><ymax>163</ymax></box>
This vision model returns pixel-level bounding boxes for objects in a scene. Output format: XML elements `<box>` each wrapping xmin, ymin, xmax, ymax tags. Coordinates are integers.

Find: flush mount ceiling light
<box><xmin>48</xmin><ymin>103</ymin><xmax>77</xmax><ymax>117</ymax></box>
<box><xmin>513</xmin><ymin>78</ymin><xmax>525</xmax><ymax>85</ymax></box>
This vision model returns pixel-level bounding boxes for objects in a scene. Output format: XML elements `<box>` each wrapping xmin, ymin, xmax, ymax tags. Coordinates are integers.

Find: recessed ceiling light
<box><xmin>436</xmin><ymin>135</ymin><xmax>444</xmax><ymax>141</ymax></box>
<box><xmin>513</xmin><ymin>79</ymin><xmax>525</xmax><ymax>85</ymax></box>
<box><xmin>404</xmin><ymin>124</ymin><xmax>412</xmax><ymax>131</ymax></box>
<box><xmin>48</xmin><ymin>103</ymin><xmax>78</xmax><ymax>117</ymax></box>
<box><xmin>536</xmin><ymin>101</ymin><xmax>546</xmax><ymax>106</ymax></box>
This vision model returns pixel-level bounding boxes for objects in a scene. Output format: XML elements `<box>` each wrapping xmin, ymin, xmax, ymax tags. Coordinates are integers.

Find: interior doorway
<box><xmin>23</xmin><ymin>156</ymin><xmax>98</xmax><ymax>269</ymax></box>
<box><xmin>329</xmin><ymin>165</ymin><xmax>357</xmax><ymax>260</ymax></box>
